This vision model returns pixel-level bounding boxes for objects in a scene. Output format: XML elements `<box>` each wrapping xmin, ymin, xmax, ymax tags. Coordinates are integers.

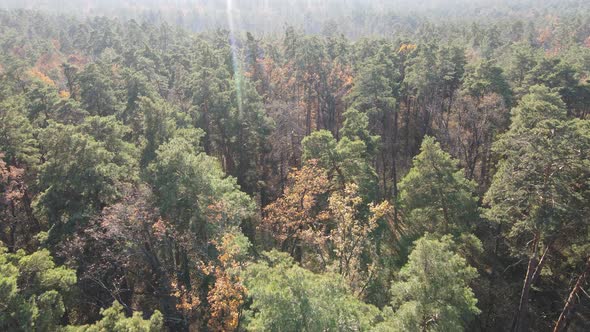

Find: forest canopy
<box><xmin>0</xmin><ymin>0</ymin><xmax>589</xmax><ymax>331</ymax></box>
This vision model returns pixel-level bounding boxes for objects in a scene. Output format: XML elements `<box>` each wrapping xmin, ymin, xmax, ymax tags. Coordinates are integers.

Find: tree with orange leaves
<box><xmin>261</xmin><ymin>161</ymin><xmax>331</xmax><ymax>263</ymax></box>
<box><xmin>328</xmin><ymin>183</ymin><xmax>392</xmax><ymax>295</ymax></box>
<box><xmin>207</xmin><ymin>233</ymin><xmax>251</xmax><ymax>331</ymax></box>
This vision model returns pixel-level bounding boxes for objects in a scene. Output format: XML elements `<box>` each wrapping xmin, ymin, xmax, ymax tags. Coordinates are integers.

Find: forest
<box><xmin>0</xmin><ymin>0</ymin><xmax>589</xmax><ymax>331</ymax></box>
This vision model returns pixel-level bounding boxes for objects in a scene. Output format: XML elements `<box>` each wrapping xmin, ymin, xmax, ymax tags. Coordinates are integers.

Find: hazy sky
<box><xmin>0</xmin><ymin>0</ymin><xmax>583</xmax><ymax>36</ymax></box>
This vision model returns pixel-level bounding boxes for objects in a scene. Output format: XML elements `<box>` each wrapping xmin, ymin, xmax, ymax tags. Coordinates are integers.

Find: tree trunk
<box><xmin>392</xmin><ymin>109</ymin><xmax>399</xmax><ymax>200</ymax></box>
<box><xmin>305</xmin><ymin>87</ymin><xmax>312</xmax><ymax>136</ymax></box>
<box><xmin>483</xmin><ymin>222</ymin><xmax>503</xmax><ymax>331</ymax></box>
<box><xmin>511</xmin><ymin>234</ymin><xmax>540</xmax><ymax>332</ymax></box>
<box><xmin>531</xmin><ymin>242</ymin><xmax>552</xmax><ymax>285</ymax></box>
<box><xmin>142</xmin><ymin>243</ymin><xmax>185</xmax><ymax>330</ymax></box>
<box><xmin>553</xmin><ymin>257</ymin><xmax>590</xmax><ymax>332</ymax></box>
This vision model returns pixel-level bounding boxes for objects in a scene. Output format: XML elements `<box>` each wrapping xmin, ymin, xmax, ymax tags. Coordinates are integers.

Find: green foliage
<box><xmin>79</xmin><ymin>63</ymin><xmax>123</xmax><ymax>117</ymax></box>
<box><xmin>148</xmin><ymin>132</ymin><xmax>254</xmax><ymax>235</ymax></box>
<box><xmin>187</xmin><ymin>41</ymin><xmax>233</xmax><ymax>151</ymax></box>
<box><xmin>136</xmin><ymin>96</ymin><xmax>177</xmax><ymax>167</ymax></box>
<box><xmin>186</xmin><ymin>43</ymin><xmax>272</xmax><ymax>194</ymax></box>
<box><xmin>121</xmin><ymin>69</ymin><xmax>159</xmax><ymax>128</ymax></box>
<box><xmin>25</xmin><ymin>79</ymin><xmax>60</xmax><ymax>126</ymax></box>
<box><xmin>375</xmin><ymin>235</ymin><xmax>480</xmax><ymax>332</ymax></box>
<box><xmin>349</xmin><ymin>47</ymin><xmax>397</xmax><ymax>116</ymax></box>
<box><xmin>301</xmin><ymin>130</ymin><xmax>339</xmax><ymax>168</ymax></box>
<box><xmin>302</xmin><ymin>109</ymin><xmax>378</xmax><ymax>200</ymax></box>
<box><xmin>403</xmin><ymin>43</ymin><xmax>465</xmax><ymax>103</ymax></box>
<box><xmin>398</xmin><ymin>136</ymin><xmax>479</xmax><ymax>237</ymax></box>
<box><xmin>232</xmin><ymin>76</ymin><xmax>274</xmax><ymax>194</ymax></box>
<box><xmin>507</xmin><ymin>42</ymin><xmax>538</xmax><ymax>88</ymax></box>
<box><xmin>509</xmin><ymin>85</ymin><xmax>567</xmax><ymax>129</ymax></box>
<box><xmin>34</xmin><ymin>116</ymin><xmax>138</xmax><ymax>243</ymax></box>
<box><xmin>243</xmin><ymin>250</ymin><xmax>379</xmax><ymax>332</ymax></box>
<box><xmin>340</xmin><ymin>108</ymin><xmax>380</xmax><ymax>158</ymax></box>
<box><xmin>485</xmin><ymin>85</ymin><xmax>590</xmax><ymax>245</ymax></box>
<box><xmin>1</xmin><ymin>6</ymin><xmax>590</xmax><ymax>331</ymax></box>
<box><xmin>0</xmin><ymin>245</ymin><xmax>76</xmax><ymax>331</ymax></box>
<box><xmin>0</xmin><ymin>96</ymin><xmax>39</xmax><ymax>166</ymax></box>
<box><xmin>64</xmin><ymin>301</ymin><xmax>163</xmax><ymax>332</ymax></box>
<box><xmin>525</xmin><ymin>57</ymin><xmax>579</xmax><ymax>106</ymax></box>
<box><xmin>462</xmin><ymin>59</ymin><xmax>512</xmax><ymax>105</ymax></box>
<box><xmin>404</xmin><ymin>44</ymin><xmax>440</xmax><ymax>100</ymax></box>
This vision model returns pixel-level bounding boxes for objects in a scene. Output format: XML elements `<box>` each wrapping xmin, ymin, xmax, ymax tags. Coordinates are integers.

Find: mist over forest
<box><xmin>3</xmin><ymin>0</ymin><xmax>590</xmax><ymax>35</ymax></box>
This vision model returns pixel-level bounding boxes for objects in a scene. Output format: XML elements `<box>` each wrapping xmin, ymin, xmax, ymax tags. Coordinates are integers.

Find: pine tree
<box><xmin>34</xmin><ymin>116</ymin><xmax>138</xmax><ymax>244</ymax></box>
<box><xmin>398</xmin><ymin>136</ymin><xmax>479</xmax><ymax>238</ymax></box>
<box><xmin>485</xmin><ymin>85</ymin><xmax>590</xmax><ymax>332</ymax></box>
<box><xmin>375</xmin><ymin>235</ymin><xmax>480</xmax><ymax>331</ymax></box>
<box><xmin>0</xmin><ymin>245</ymin><xmax>76</xmax><ymax>331</ymax></box>
<box><xmin>243</xmin><ymin>250</ymin><xmax>378</xmax><ymax>332</ymax></box>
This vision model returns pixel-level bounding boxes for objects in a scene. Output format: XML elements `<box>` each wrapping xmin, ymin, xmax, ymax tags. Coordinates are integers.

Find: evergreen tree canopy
<box><xmin>375</xmin><ymin>235</ymin><xmax>480</xmax><ymax>332</ymax></box>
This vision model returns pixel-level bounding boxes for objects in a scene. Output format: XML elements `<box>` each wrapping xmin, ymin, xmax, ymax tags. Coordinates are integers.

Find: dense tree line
<box><xmin>0</xmin><ymin>4</ymin><xmax>589</xmax><ymax>331</ymax></box>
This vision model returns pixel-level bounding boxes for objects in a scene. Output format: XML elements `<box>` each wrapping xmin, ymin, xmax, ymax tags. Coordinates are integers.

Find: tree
<box><xmin>148</xmin><ymin>131</ymin><xmax>254</xmax><ymax>326</ymax></box>
<box><xmin>451</xmin><ymin>56</ymin><xmax>512</xmax><ymax>188</ymax></box>
<box><xmin>524</xmin><ymin>56</ymin><xmax>581</xmax><ymax>111</ymax></box>
<box><xmin>301</xmin><ymin>108</ymin><xmax>378</xmax><ymax>201</ymax></box>
<box><xmin>484</xmin><ymin>85</ymin><xmax>590</xmax><ymax>332</ymax></box>
<box><xmin>64</xmin><ymin>301</ymin><xmax>163</xmax><ymax>332</ymax></box>
<box><xmin>0</xmin><ymin>98</ymin><xmax>39</xmax><ymax>251</ymax></box>
<box><xmin>186</xmin><ymin>42</ymin><xmax>233</xmax><ymax>155</ymax></box>
<box><xmin>447</xmin><ymin>92</ymin><xmax>509</xmax><ymax>188</ymax></box>
<box><xmin>207</xmin><ymin>232</ymin><xmax>251</xmax><ymax>331</ymax></box>
<box><xmin>375</xmin><ymin>235</ymin><xmax>480</xmax><ymax>331</ymax></box>
<box><xmin>25</xmin><ymin>77</ymin><xmax>61</xmax><ymax>127</ymax></box>
<box><xmin>79</xmin><ymin>63</ymin><xmax>123</xmax><ymax>117</ymax></box>
<box><xmin>62</xmin><ymin>62</ymin><xmax>79</xmax><ymax>100</ymax></box>
<box><xmin>261</xmin><ymin>161</ymin><xmax>331</xmax><ymax>261</ymax></box>
<box><xmin>328</xmin><ymin>183</ymin><xmax>390</xmax><ymax>295</ymax></box>
<box><xmin>121</xmin><ymin>69</ymin><xmax>159</xmax><ymax>132</ymax></box>
<box><xmin>462</xmin><ymin>59</ymin><xmax>512</xmax><ymax>107</ymax></box>
<box><xmin>231</xmin><ymin>75</ymin><xmax>273</xmax><ymax>196</ymax></box>
<box><xmin>507</xmin><ymin>42</ymin><xmax>537</xmax><ymax>89</ymax></box>
<box><xmin>402</xmin><ymin>43</ymin><xmax>467</xmax><ymax>156</ymax></box>
<box><xmin>64</xmin><ymin>185</ymin><xmax>185</xmax><ymax>330</ymax></box>
<box><xmin>0</xmin><ymin>153</ymin><xmax>39</xmax><ymax>251</ymax></box>
<box><xmin>242</xmin><ymin>250</ymin><xmax>378</xmax><ymax>332</ymax></box>
<box><xmin>553</xmin><ymin>257</ymin><xmax>590</xmax><ymax>332</ymax></box>
<box><xmin>148</xmin><ymin>131</ymin><xmax>254</xmax><ymax>238</ymax></box>
<box><xmin>136</xmin><ymin>96</ymin><xmax>177</xmax><ymax>167</ymax></box>
<box><xmin>397</xmin><ymin>136</ymin><xmax>479</xmax><ymax>238</ymax></box>
<box><xmin>291</xmin><ymin>36</ymin><xmax>326</xmax><ymax>136</ymax></box>
<box><xmin>349</xmin><ymin>45</ymin><xmax>397</xmax><ymax>119</ymax></box>
<box><xmin>0</xmin><ymin>96</ymin><xmax>39</xmax><ymax>167</ymax></box>
<box><xmin>244</xmin><ymin>31</ymin><xmax>265</xmax><ymax>95</ymax></box>
<box><xmin>34</xmin><ymin>116</ymin><xmax>138</xmax><ymax>244</ymax></box>
<box><xmin>0</xmin><ymin>245</ymin><xmax>77</xmax><ymax>331</ymax></box>
<box><xmin>348</xmin><ymin>43</ymin><xmax>398</xmax><ymax>197</ymax></box>
<box><xmin>187</xmin><ymin>45</ymin><xmax>273</xmax><ymax>198</ymax></box>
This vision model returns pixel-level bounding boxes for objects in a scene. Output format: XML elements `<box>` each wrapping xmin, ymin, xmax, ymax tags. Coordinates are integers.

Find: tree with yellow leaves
<box><xmin>207</xmin><ymin>233</ymin><xmax>251</xmax><ymax>331</ymax></box>
<box><xmin>328</xmin><ymin>183</ymin><xmax>391</xmax><ymax>296</ymax></box>
<box><xmin>261</xmin><ymin>161</ymin><xmax>331</xmax><ymax>262</ymax></box>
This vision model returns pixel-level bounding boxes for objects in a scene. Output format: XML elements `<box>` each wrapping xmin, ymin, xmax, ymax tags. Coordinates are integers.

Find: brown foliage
<box><xmin>206</xmin><ymin>234</ymin><xmax>248</xmax><ymax>331</ymax></box>
<box><xmin>0</xmin><ymin>153</ymin><xmax>37</xmax><ymax>251</ymax></box>
<box><xmin>207</xmin><ymin>273</ymin><xmax>245</xmax><ymax>331</ymax></box>
<box><xmin>261</xmin><ymin>161</ymin><xmax>331</xmax><ymax>258</ymax></box>
<box><xmin>328</xmin><ymin>183</ymin><xmax>392</xmax><ymax>294</ymax></box>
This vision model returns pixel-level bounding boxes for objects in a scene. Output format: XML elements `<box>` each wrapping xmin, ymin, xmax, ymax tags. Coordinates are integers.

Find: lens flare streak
<box><xmin>226</xmin><ymin>0</ymin><xmax>243</xmax><ymax>115</ymax></box>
